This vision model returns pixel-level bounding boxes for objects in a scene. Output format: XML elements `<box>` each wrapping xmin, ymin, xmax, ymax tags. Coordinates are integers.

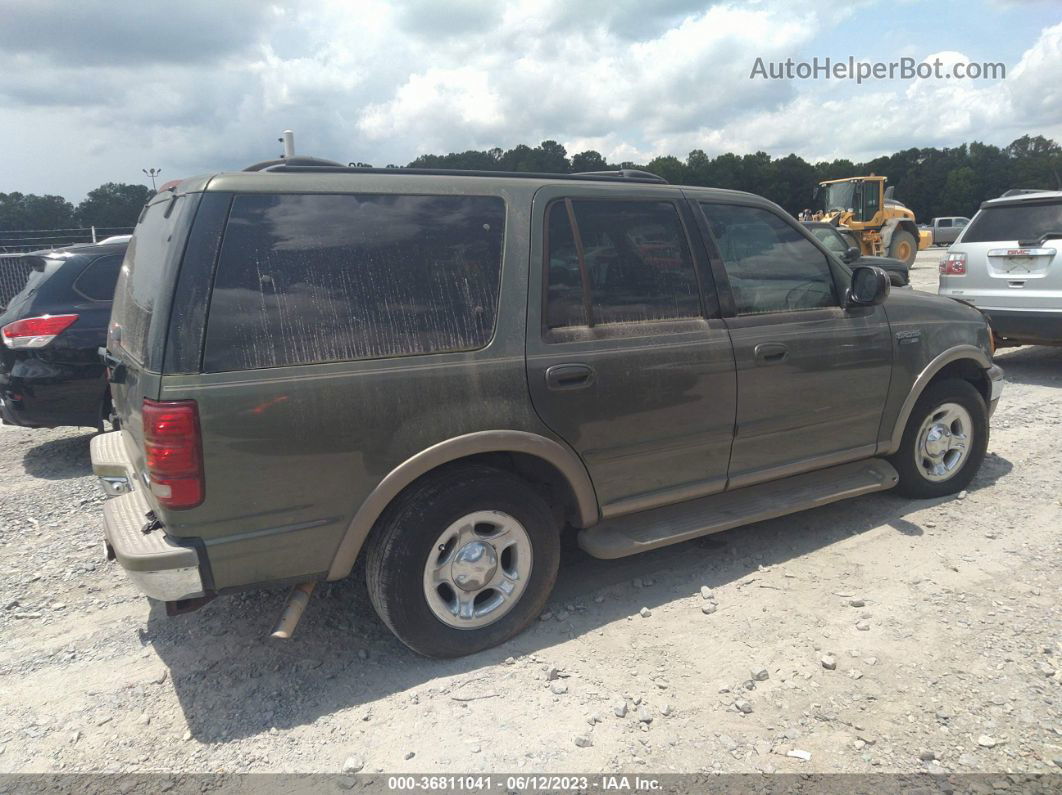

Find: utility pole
<box><xmin>142</xmin><ymin>168</ymin><xmax>162</xmax><ymax>190</ymax></box>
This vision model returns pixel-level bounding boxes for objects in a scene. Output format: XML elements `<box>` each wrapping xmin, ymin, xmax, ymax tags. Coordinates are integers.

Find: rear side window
<box><xmin>545</xmin><ymin>199</ymin><xmax>700</xmax><ymax>328</ymax></box>
<box><xmin>111</xmin><ymin>195</ymin><xmax>186</xmax><ymax>363</ymax></box>
<box><xmin>701</xmin><ymin>203</ymin><xmax>837</xmax><ymax>315</ymax></box>
<box><xmin>203</xmin><ymin>194</ymin><xmax>505</xmax><ymax>371</ymax></box>
<box><xmin>962</xmin><ymin>201</ymin><xmax>1062</xmax><ymax>243</ymax></box>
<box><xmin>73</xmin><ymin>254</ymin><xmax>123</xmax><ymax>301</ymax></box>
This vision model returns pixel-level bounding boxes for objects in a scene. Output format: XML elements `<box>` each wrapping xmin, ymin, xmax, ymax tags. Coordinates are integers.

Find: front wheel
<box><xmin>888</xmin><ymin>378</ymin><xmax>988</xmax><ymax>499</ymax></box>
<box><xmin>365</xmin><ymin>465</ymin><xmax>560</xmax><ymax>658</ymax></box>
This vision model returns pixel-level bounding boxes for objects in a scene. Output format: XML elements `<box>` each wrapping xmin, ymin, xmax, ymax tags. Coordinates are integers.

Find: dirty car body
<box><xmin>91</xmin><ymin>164</ymin><xmax>1003</xmax><ymax>657</ymax></box>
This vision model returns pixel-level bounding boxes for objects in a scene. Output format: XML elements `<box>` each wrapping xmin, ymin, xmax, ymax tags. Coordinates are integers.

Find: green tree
<box><xmin>0</xmin><ymin>192</ymin><xmax>76</xmax><ymax>231</ymax></box>
<box><xmin>76</xmin><ymin>183</ymin><xmax>152</xmax><ymax>228</ymax></box>
<box><xmin>1005</xmin><ymin>135</ymin><xmax>1062</xmax><ymax>191</ymax></box>
<box><xmin>766</xmin><ymin>153</ymin><xmax>818</xmax><ymax>215</ymax></box>
<box><xmin>939</xmin><ymin>166</ymin><xmax>979</xmax><ymax>217</ymax></box>
<box><xmin>644</xmin><ymin>155</ymin><xmax>687</xmax><ymax>184</ymax></box>
<box><xmin>685</xmin><ymin>149</ymin><xmax>712</xmax><ymax>185</ymax></box>
<box><xmin>399</xmin><ymin>134</ymin><xmax>1062</xmax><ymax>220</ymax></box>
<box><xmin>570</xmin><ymin>150</ymin><xmax>609</xmax><ymax>172</ymax></box>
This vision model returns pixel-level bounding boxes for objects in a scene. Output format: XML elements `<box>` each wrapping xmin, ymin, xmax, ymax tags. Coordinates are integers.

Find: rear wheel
<box><xmin>888</xmin><ymin>379</ymin><xmax>988</xmax><ymax>499</ymax></box>
<box><xmin>888</xmin><ymin>230</ymin><xmax>917</xmax><ymax>267</ymax></box>
<box><xmin>365</xmin><ymin>464</ymin><xmax>560</xmax><ymax>658</ymax></box>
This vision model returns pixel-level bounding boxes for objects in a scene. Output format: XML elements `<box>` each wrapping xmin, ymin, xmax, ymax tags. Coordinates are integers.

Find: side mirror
<box><xmin>847</xmin><ymin>265</ymin><xmax>891</xmax><ymax>307</ymax></box>
<box><xmin>843</xmin><ymin>246</ymin><xmax>861</xmax><ymax>264</ymax></box>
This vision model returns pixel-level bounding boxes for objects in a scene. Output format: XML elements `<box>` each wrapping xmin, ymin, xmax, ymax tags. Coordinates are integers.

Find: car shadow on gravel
<box><xmin>994</xmin><ymin>345</ymin><xmax>1062</xmax><ymax>388</ymax></box>
<box><xmin>21</xmin><ymin>431</ymin><xmax>95</xmax><ymax>480</ymax></box>
<box><xmin>147</xmin><ymin>450</ymin><xmax>1012</xmax><ymax>744</ymax></box>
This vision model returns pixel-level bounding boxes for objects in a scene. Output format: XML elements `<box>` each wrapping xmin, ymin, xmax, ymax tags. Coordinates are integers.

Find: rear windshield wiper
<box><xmin>1017</xmin><ymin>231</ymin><xmax>1062</xmax><ymax>247</ymax></box>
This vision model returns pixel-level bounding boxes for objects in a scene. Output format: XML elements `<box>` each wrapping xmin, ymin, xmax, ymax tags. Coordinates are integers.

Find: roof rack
<box><xmin>243</xmin><ymin>161</ymin><xmax>668</xmax><ymax>184</ymax></box>
<box><xmin>243</xmin><ymin>156</ymin><xmax>348</xmax><ymax>172</ymax></box>
<box><xmin>999</xmin><ymin>188</ymin><xmax>1052</xmax><ymax>197</ymax></box>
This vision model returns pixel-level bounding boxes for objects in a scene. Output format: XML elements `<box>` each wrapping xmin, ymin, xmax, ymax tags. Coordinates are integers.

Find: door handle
<box><xmin>545</xmin><ymin>363</ymin><xmax>596</xmax><ymax>391</ymax></box>
<box><xmin>754</xmin><ymin>342</ymin><xmax>789</xmax><ymax>365</ymax></box>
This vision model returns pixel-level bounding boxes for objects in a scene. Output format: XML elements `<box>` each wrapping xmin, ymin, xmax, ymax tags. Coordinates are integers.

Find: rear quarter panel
<box><xmin>155</xmin><ymin>184</ymin><xmax>561</xmax><ymax>590</ymax></box>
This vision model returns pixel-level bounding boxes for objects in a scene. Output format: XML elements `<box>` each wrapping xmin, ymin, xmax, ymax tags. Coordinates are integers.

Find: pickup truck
<box><xmin>928</xmin><ymin>217</ymin><xmax>971</xmax><ymax>246</ymax></box>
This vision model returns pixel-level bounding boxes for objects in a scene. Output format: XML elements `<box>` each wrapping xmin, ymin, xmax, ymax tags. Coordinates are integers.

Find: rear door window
<box><xmin>203</xmin><ymin>194</ymin><xmax>505</xmax><ymax>371</ymax></box>
<box><xmin>73</xmin><ymin>254</ymin><xmax>123</xmax><ymax>301</ymax></box>
<box><xmin>544</xmin><ymin>199</ymin><xmax>701</xmax><ymax>328</ymax></box>
<box><xmin>962</xmin><ymin>201</ymin><xmax>1062</xmax><ymax>243</ymax></box>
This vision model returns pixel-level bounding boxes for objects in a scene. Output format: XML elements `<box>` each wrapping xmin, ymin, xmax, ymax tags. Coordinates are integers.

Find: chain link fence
<box><xmin>0</xmin><ymin>226</ymin><xmax>133</xmax><ymax>254</ymax></box>
<box><xmin>0</xmin><ymin>254</ymin><xmax>35</xmax><ymax>312</ymax></box>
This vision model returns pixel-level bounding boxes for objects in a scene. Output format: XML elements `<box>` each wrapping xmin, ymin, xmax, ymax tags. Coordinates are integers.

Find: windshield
<box><xmin>962</xmin><ymin>200</ymin><xmax>1062</xmax><ymax>243</ymax></box>
<box><xmin>817</xmin><ymin>182</ymin><xmax>856</xmax><ymax>214</ymax></box>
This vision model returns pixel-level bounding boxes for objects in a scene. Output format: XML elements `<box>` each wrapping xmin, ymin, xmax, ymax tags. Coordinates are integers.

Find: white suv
<box><xmin>939</xmin><ymin>191</ymin><xmax>1062</xmax><ymax>346</ymax></box>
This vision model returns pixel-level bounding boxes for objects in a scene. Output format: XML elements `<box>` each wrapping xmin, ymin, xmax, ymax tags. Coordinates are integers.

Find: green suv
<box><xmin>91</xmin><ymin>162</ymin><xmax>1004</xmax><ymax>657</ymax></box>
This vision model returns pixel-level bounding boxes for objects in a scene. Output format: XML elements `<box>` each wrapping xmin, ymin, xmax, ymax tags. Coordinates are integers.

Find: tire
<box><xmin>888</xmin><ymin>378</ymin><xmax>988</xmax><ymax>499</ymax></box>
<box><xmin>365</xmin><ymin>464</ymin><xmax>561</xmax><ymax>658</ymax></box>
<box><xmin>888</xmin><ymin>229</ymin><xmax>917</xmax><ymax>267</ymax></box>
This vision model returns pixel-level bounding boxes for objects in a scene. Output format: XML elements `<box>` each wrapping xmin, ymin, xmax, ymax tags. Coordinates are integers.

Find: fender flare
<box><xmin>884</xmin><ymin>345</ymin><xmax>991</xmax><ymax>454</ymax></box>
<box><xmin>880</xmin><ymin>218</ymin><xmax>918</xmax><ymax>250</ymax></box>
<box><xmin>326</xmin><ymin>430</ymin><xmax>599</xmax><ymax>580</ymax></box>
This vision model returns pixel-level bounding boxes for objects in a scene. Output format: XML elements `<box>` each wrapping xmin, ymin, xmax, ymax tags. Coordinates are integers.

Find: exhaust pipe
<box><xmin>270</xmin><ymin>581</ymin><xmax>316</xmax><ymax>639</ymax></box>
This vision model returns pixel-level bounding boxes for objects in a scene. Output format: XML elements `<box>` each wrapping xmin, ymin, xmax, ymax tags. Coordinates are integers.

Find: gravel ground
<box><xmin>1</xmin><ymin>254</ymin><xmax>1060</xmax><ymax>776</ymax></box>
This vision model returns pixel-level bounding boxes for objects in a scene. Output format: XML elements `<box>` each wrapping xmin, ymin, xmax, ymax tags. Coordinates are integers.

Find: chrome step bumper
<box><xmin>91</xmin><ymin>431</ymin><xmax>206</xmax><ymax>602</ymax></box>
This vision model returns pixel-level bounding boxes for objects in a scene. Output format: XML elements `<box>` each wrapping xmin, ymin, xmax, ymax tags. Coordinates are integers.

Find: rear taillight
<box><xmin>143</xmin><ymin>399</ymin><xmax>204</xmax><ymax>509</ymax></box>
<box><xmin>1</xmin><ymin>314</ymin><xmax>78</xmax><ymax>349</ymax></box>
<box><xmin>939</xmin><ymin>252</ymin><xmax>967</xmax><ymax>275</ymax></box>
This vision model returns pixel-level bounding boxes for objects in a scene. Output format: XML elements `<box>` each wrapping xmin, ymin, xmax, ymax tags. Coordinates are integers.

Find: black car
<box><xmin>0</xmin><ymin>242</ymin><xmax>126</xmax><ymax>429</ymax></box>
<box><xmin>803</xmin><ymin>221</ymin><xmax>910</xmax><ymax>287</ymax></box>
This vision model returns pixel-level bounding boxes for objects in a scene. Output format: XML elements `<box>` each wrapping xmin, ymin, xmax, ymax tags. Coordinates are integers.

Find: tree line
<box><xmin>0</xmin><ymin>182</ymin><xmax>152</xmax><ymax>233</ymax></box>
<box><xmin>407</xmin><ymin>134</ymin><xmax>1061</xmax><ymax>221</ymax></box>
<box><xmin>3</xmin><ymin>135</ymin><xmax>1059</xmax><ymax>233</ymax></box>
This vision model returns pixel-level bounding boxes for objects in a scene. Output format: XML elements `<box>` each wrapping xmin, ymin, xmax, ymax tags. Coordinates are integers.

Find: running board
<box><xmin>578</xmin><ymin>459</ymin><xmax>899</xmax><ymax>559</ymax></box>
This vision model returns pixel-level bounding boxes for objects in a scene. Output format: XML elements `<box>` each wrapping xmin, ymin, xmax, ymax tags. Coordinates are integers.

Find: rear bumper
<box><xmin>90</xmin><ymin>431</ymin><xmax>207</xmax><ymax>602</ymax></box>
<box><xmin>0</xmin><ymin>356</ymin><xmax>105</xmax><ymax>428</ymax></box>
<box><xmin>983</xmin><ymin>308</ymin><xmax>1062</xmax><ymax>346</ymax></box>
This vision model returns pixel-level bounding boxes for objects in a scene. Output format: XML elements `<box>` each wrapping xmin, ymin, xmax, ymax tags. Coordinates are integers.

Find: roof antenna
<box><xmin>279</xmin><ymin>129</ymin><xmax>295</xmax><ymax>159</ymax></box>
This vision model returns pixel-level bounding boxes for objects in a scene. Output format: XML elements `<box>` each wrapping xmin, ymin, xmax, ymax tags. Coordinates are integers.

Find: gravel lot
<box><xmin>2</xmin><ymin>251</ymin><xmax>1060</xmax><ymax>776</ymax></box>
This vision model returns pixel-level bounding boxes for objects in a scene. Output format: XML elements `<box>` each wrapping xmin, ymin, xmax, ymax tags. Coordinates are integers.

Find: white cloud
<box><xmin>0</xmin><ymin>1</ymin><xmax>1059</xmax><ymax>198</ymax></box>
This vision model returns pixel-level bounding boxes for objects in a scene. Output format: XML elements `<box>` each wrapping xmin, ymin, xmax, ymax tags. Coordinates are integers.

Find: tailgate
<box><xmin>955</xmin><ymin>240</ymin><xmax>1061</xmax><ymax>311</ymax></box>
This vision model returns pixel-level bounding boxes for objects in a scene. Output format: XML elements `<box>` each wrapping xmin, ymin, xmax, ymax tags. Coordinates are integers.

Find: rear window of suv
<box><xmin>111</xmin><ymin>195</ymin><xmax>188</xmax><ymax>364</ymax></box>
<box><xmin>962</xmin><ymin>200</ymin><xmax>1062</xmax><ymax>243</ymax></box>
<box><xmin>203</xmin><ymin>193</ymin><xmax>505</xmax><ymax>371</ymax></box>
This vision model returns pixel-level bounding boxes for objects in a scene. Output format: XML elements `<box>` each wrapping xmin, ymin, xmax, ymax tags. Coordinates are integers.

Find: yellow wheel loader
<box><xmin>814</xmin><ymin>176</ymin><xmax>930</xmax><ymax>267</ymax></box>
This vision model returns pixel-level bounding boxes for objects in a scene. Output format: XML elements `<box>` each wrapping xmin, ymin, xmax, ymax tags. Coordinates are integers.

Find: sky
<box><xmin>1</xmin><ymin>0</ymin><xmax>1060</xmax><ymax>200</ymax></box>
